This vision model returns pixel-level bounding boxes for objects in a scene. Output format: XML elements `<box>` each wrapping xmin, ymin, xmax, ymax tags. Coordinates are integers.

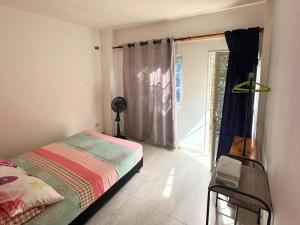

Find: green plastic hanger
<box><xmin>232</xmin><ymin>72</ymin><xmax>271</xmax><ymax>93</ymax></box>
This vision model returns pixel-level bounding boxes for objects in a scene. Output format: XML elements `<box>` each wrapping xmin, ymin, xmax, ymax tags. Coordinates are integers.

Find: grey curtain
<box><xmin>123</xmin><ymin>38</ymin><xmax>175</xmax><ymax>147</ymax></box>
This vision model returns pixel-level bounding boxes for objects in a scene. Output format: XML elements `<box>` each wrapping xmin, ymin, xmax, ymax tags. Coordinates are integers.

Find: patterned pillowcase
<box><xmin>0</xmin><ymin>206</ymin><xmax>45</xmax><ymax>225</ymax></box>
<box><xmin>0</xmin><ymin>159</ymin><xmax>18</xmax><ymax>168</ymax></box>
<box><xmin>0</xmin><ymin>159</ymin><xmax>63</xmax><ymax>217</ymax></box>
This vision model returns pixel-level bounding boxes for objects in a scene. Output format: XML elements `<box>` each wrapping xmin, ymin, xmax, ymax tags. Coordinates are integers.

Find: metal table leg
<box><xmin>267</xmin><ymin>210</ymin><xmax>271</xmax><ymax>225</ymax></box>
<box><xmin>206</xmin><ymin>190</ymin><xmax>211</xmax><ymax>225</ymax></box>
<box><xmin>234</xmin><ymin>206</ymin><xmax>239</xmax><ymax>225</ymax></box>
<box><xmin>257</xmin><ymin>209</ymin><xmax>261</xmax><ymax>224</ymax></box>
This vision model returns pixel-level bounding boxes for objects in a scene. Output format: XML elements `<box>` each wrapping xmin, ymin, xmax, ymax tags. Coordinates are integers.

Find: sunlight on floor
<box><xmin>162</xmin><ymin>168</ymin><xmax>175</xmax><ymax>198</ymax></box>
<box><xmin>176</xmin><ymin>148</ymin><xmax>211</xmax><ymax>167</ymax></box>
<box><xmin>86</xmin><ymin>143</ymin><xmax>259</xmax><ymax>225</ymax></box>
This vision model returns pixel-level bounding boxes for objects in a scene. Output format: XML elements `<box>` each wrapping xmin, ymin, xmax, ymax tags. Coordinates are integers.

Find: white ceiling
<box><xmin>0</xmin><ymin>0</ymin><xmax>265</xmax><ymax>29</ymax></box>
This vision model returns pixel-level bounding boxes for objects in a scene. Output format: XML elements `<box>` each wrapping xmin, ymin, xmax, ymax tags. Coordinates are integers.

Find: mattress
<box><xmin>10</xmin><ymin>131</ymin><xmax>143</xmax><ymax>225</ymax></box>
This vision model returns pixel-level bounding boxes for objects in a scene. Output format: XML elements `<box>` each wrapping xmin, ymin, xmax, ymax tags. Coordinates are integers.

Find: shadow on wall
<box><xmin>0</xmin><ymin>112</ymin><xmax>67</xmax><ymax>159</ymax></box>
<box><xmin>179</xmin><ymin>117</ymin><xmax>206</xmax><ymax>151</ymax></box>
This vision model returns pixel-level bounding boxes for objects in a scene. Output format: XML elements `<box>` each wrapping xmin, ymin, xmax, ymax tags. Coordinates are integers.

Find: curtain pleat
<box><xmin>123</xmin><ymin>38</ymin><xmax>175</xmax><ymax>147</ymax></box>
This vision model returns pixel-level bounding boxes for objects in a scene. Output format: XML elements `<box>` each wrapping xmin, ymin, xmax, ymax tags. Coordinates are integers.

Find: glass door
<box><xmin>208</xmin><ymin>51</ymin><xmax>229</xmax><ymax>169</ymax></box>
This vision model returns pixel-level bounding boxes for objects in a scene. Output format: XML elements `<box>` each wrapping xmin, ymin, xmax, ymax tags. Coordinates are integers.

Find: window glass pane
<box><xmin>214</xmin><ymin>52</ymin><xmax>229</xmax><ymax>151</ymax></box>
<box><xmin>175</xmin><ymin>56</ymin><xmax>182</xmax><ymax>103</ymax></box>
<box><xmin>208</xmin><ymin>51</ymin><xmax>229</xmax><ymax>165</ymax></box>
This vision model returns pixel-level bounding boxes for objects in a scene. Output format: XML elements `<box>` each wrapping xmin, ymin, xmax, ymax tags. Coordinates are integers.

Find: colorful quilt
<box><xmin>10</xmin><ymin>131</ymin><xmax>143</xmax><ymax>225</ymax></box>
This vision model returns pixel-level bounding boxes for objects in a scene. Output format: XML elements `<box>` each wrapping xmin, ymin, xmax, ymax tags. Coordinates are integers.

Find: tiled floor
<box><xmin>86</xmin><ymin>143</ymin><xmax>259</xmax><ymax>225</ymax></box>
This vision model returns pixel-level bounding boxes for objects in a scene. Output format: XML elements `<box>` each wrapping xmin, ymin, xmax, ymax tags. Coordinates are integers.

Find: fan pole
<box><xmin>114</xmin><ymin>112</ymin><xmax>127</xmax><ymax>140</ymax></box>
<box><xmin>116</xmin><ymin>112</ymin><xmax>121</xmax><ymax>137</ymax></box>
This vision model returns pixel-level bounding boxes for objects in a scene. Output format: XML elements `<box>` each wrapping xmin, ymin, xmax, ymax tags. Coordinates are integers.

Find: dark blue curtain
<box><xmin>216</xmin><ymin>27</ymin><xmax>260</xmax><ymax>159</ymax></box>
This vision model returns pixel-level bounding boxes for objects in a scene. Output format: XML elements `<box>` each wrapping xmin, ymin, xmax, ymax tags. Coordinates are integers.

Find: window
<box><xmin>175</xmin><ymin>56</ymin><xmax>182</xmax><ymax>103</ymax></box>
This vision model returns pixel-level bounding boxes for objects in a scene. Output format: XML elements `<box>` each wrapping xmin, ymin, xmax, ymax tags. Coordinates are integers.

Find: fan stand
<box><xmin>114</xmin><ymin>112</ymin><xmax>127</xmax><ymax>140</ymax></box>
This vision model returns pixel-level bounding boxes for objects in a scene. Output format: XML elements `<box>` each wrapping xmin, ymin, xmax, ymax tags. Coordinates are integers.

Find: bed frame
<box><xmin>69</xmin><ymin>158</ymin><xmax>143</xmax><ymax>225</ymax></box>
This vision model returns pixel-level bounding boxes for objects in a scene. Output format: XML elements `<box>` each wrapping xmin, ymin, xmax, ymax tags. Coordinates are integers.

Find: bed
<box><xmin>9</xmin><ymin>130</ymin><xmax>143</xmax><ymax>225</ymax></box>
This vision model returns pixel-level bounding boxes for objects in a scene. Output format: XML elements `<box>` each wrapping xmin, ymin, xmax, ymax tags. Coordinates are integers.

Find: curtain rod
<box><xmin>112</xmin><ymin>27</ymin><xmax>264</xmax><ymax>49</ymax></box>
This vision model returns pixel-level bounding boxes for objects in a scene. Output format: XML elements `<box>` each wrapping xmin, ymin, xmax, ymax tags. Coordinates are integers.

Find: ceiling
<box><xmin>0</xmin><ymin>0</ymin><xmax>265</xmax><ymax>29</ymax></box>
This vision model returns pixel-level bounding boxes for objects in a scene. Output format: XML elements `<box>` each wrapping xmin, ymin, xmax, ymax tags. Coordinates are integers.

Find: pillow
<box><xmin>0</xmin><ymin>159</ymin><xmax>18</xmax><ymax>168</ymax></box>
<box><xmin>0</xmin><ymin>206</ymin><xmax>45</xmax><ymax>225</ymax></box>
<box><xmin>0</xmin><ymin>159</ymin><xmax>63</xmax><ymax>217</ymax></box>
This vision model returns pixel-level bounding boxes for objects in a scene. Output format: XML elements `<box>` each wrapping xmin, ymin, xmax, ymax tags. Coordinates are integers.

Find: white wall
<box><xmin>176</xmin><ymin>39</ymin><xmax>227</xmax><ymax>150</ymax></box>
<box><xmin>0</xmin><ymin>5</ymin><xmax>102</xmax><ymax>158</ymax></box>
<box><xmin>99</xmin><ymin>30</ymin><xmax>116</xmax><ymax>135</ymax></box>
<box><xmin>256</xmin><ymin>0</ymin><xmax>273</xmax><ymax>160</ymax></box>
<box><xmin>114</xmin><ymin>3</ymin><xmax>265</xmax><ymax>46</ymax></box>
<box><xmin>111</xmin><ymin>3</ymin><xmax>265</xmax><ymax>140</ymax></box>
<box><xmin>261</xmin><ymin>0</ymin><xmax>300</xmax><ymax>224</ymax></box>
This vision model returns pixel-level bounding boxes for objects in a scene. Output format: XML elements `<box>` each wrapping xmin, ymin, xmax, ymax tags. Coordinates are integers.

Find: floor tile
<box><xmin>86</xmin><ymin>143</ymin><xmax>259</xmax><ymax>225</ymax></box>
<box><xmin>86</xmin><ymin>191</ymin><xmax>157</xmax><ymax>225</ymax></box>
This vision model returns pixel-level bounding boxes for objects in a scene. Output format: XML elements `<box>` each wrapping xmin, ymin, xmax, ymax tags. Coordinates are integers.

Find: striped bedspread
<box><xmin>11</xmin><ymin>131</ymin><xmax>143</xmax><ymax>225</ymax></box>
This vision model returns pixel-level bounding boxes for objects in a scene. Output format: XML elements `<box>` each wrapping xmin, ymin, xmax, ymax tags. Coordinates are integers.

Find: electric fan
<box><xmin>111</xmin><ymin>96</ymin><xmax>127</xmax><ymax>139</ymax></box>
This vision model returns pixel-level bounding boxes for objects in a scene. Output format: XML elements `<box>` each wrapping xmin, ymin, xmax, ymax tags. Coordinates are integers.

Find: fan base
<box><xmin>114</xmin><ymin>135</ymin><xmax>127</xmax><ymax>140</ymax></box>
